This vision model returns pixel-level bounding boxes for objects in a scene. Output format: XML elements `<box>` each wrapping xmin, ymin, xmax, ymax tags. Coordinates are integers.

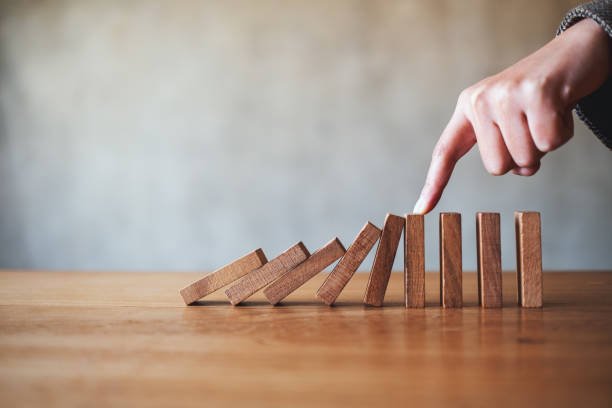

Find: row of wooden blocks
<box><xmin>180</xmin><ymin>211</ymin><xmax>543</xmax><ymax>308</ymax></box>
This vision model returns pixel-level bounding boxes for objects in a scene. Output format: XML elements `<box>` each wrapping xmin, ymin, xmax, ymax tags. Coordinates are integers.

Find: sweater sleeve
<box><xmin>557</xmin><ymin>0</ymin><xmax>612</xmax><ymax>149</ymax></box>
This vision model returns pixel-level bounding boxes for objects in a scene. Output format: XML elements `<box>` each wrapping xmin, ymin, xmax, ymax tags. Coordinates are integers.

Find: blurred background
<box><xmin>0</xmin><ymin>0</ymin><xmax>610</xmax><ymax>272</ymax></box>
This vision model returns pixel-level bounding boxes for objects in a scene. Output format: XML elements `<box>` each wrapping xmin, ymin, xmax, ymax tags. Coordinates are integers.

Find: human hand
<box><xmin>413</xmin><ymin>18</ymin><xmax>611</xmax><ymax>215</ymax></box>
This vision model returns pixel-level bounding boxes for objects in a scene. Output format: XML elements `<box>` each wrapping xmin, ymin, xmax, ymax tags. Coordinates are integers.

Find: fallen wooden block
<box><xmin>225</xmin><ymin>242</ymin><xmax>310</xmax><ymax>305</ymax></box>
<box><xmin>405</xmin><ymin>214</ymin><xmax>425</xmax><ymax>308</ymax></box>
<box><xmin>316</xmin><ymin>222</ymin><xmax>381</xmax><ymax>305</ymax></box>
<box><xmin>180</xmin><ymin>249</ymin><xmax>267</xmax><ymax>305</ymax></box>
<box><xmin>477</xmin><ymin>212</ymin><xmax>502</xmax><ymax>308</ymax></box>
<box><xmin>263</xmin><ymin>238</ymin><xmax>346</xmax><ymax>305</ymax></box>
<box><xmin>515</xmin><ymin>211</ymin><xmax>543</xmax><ymax>308</ymax></box>
<box><xmin>364</xmin><ymin>213</ymin><xmax>405</xmax><ymax>307</ymax></box>
<box><xmin>440</xmin><ymin>212</ymin><xmax>462</xmax><ymax>308</ymax></box>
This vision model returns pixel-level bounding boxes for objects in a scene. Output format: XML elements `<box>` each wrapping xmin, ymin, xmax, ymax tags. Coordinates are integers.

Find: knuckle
<box><xmin>432</xmin><ymin>141</ymin><xmax>449</xmax><ymax>160</ymax></box>
<box><xmin>484</xmin><ymin>158</ymin><xmax>511</xmax><ymax>176</ymax></box>
<box><xmin>469</xmin><ymin>87</ymin><xmax>487</xmax><ymax>111</ymax></box>
<box><xmin>514</xmin><ymin>156</ymin><xmax>537</xmax><ymax>168</ymax></box>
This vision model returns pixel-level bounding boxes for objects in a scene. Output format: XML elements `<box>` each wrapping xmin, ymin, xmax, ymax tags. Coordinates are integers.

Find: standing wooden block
<box><xmin>477</xmin><ymin>212</ymin><xmax>502</xmax><ymax>308</ymax></box>
<box><xmin>263</xmin><ymin>238</ymin><xmax>346</xmax><ymax>305</ymax></box>
<box><xmin>363</xmin><ymin>214</ymin><xmax>405</xmax><ymax>307</ymax></box>
<box><xmin>405</xmin><ymin>214</ymin><xmax>425</xmax><ymax>308</ymax></box>
<box><xmin>316</xmin><ymin>222</ymin><xmax>381</xmax><ymax>305</ymax></box>
<box><xmin>515</xmin><ymin>211</ymin><xmax>543</xmax><ymax>308</ymax></box>
<box><xmin>440</xmin><ymin>213</ymin><xmax>462</xmax><ymax>308</ymax></box>
<box><xmin>225</xmin><ymin>242</ymin><xmax>310</xmax><ymax>305</ymax></box>
<box><xmin>180</xmin><ymin>249</ymin><xmax>267</xmax><ymax>305</ymax></box>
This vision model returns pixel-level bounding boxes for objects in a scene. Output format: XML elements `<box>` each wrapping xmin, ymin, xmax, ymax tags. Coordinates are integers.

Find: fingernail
<box><xmin>412</xmin><ymin>196</ymin><xmax>426</xmax><ymax>215</ymax></box>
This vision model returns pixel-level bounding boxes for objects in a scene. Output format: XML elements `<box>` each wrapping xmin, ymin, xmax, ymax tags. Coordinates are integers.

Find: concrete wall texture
<box><xmin>0</xmin><ymin>0</ymin><xmax>610</xmax><ymax>271</ymax></box>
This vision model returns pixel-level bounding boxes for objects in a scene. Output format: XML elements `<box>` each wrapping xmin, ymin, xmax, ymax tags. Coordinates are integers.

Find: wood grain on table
<box><xmin>1</xmin><ymin>270</ymin><xmax>612</xmax><ymax>407</ymax></box>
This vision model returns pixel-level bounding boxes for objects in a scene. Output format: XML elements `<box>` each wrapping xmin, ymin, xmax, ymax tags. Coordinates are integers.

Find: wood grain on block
<box><xmin>316</xmin><ymin>222</ymin><xmax>381</xmax><ymax>305</ymax></box>
<box><xmin>477</xmin><ymin>212</ymin><xmax>502</xmax><ymax>308</ymax></box>
<box><xmin>225</xmin><ymin>242</ymin><xmax>310</xmax><ymax>305</ymax></box>
<box><xmin>440</xmin><ymin>213</ymin><xmax>462</xmax><ymax>308</ymax></box>
<box><xmin>364</xmin><ymin>214</ymin><xmax>405</xmax><ymax>307</ymax></box>
<box><xmin>515</xmin><ymin>211</ymin><xmax>543</xmax><ymax>308</ymax></box>
<box><xmin>405</xmin><ymin>214</ymin><xmax>425</xmax><ymax>308</ymax></box>
<box><xmin>263</xmin><ymin>238</ymin><xmax>346</xmax><ymax>305</ymax></box>
<box><xmin>180</xmin><ymin>249</ymin><xmax>267</xmax><ymax>305</ymax></box>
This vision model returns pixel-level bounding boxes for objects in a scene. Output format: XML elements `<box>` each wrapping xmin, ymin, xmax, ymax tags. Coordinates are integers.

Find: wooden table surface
<box><xmin>1</xmin><ymin>270</ymin><xmax>611</xmax><ymax>407</ymax></box>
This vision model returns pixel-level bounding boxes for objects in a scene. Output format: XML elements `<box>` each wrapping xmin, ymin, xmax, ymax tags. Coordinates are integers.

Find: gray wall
<box><xmin>1</xmin><ymin>0</ymin><xmax>610</xmax><ymax>271</ymax></box>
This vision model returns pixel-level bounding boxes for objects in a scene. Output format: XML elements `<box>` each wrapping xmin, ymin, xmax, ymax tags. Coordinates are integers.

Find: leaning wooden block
<box><xmin>264</xmin><ymin>238</ymin><xmax>346</xmax><ymax>305</ymax></box>
<box><xmin>180</xmin><ymin>249</ymin><xmax>267</xmax><ymax>305</ymax></box>
<box><xmin>225</xmin><ymin>242</ymin><xmax>310</xmax><ymax>305</ymax></box>
<box><xmin>405</xmin><ymin>214</ymin><xmax>425</xmax><ymax>308</ymax></box>
<box><xmin>477</xmin><ymin>212</ymin><xmax>502</xmax><ymax>308</ymax></box>
<box><xmin>316</xmin><ymin>222</ymin><xmax>381</xmax><ymax>305</ymax></box>
<box><xmin>515</xmin><ymin>211</ymin><xmax>543</xmax><ymax>308</ymax></box>
<box><xmin>364</xmin><ymin>214</ymin><xmax>405</xmax><ymax>307</ymax></box>
<box><xmin>440</xmin><ymin>213</ymin><xmax>462</xmax><ymax>308</ymax></box>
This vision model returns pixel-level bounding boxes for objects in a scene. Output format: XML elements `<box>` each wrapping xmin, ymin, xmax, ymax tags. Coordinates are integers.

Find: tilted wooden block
<box><xmin>180</xmin><ymin>249</ymin><xmax>267</xmax><ymax>305</ymax></box>
<box><xmin>316</xmin><ymin>222</ymin><xmax>381</xmax><ymax>306</ymax></box>
<box><xmin>364</xmin><ymin>214</ymin><xmax>405</xmax><ymax>307</ymax></box>
<box><xmin>225</xmin><ymin>242</ymin><xmax>310</xmax><ymax>305</ymax></box>
<box><xmin>515</xmin><ymin>211</ymin><xmax>543</xmax><ymax>308</ymax></box>
<box><xmin>263</xmin><ymin>238</ymin><xmax>346</xmax><ymax>305</ymax></box>
<box><xmin>477</xmin><ymin>212</ymin><xmax>502</xmax><ymax>308</ymax></box>
<box><xmin>440</xmin><ymin>213</ymin><xmax>462</xmax><ymax>308</ymax></box>
<box><xmin>405</xmin><ymin>214</ymin><xmax>425</xmax><ymax>308</ymax></box>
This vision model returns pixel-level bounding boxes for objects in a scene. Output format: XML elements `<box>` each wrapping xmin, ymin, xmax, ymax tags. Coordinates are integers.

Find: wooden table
<box><xmin>1</xmin><ymin>271</ymin><xmax>611</xmax><ymax>407</ymax></box>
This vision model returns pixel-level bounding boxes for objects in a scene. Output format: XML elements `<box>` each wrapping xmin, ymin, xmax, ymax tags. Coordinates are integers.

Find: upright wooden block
<box><xmin>405</xmin><ymin>214</ymin><xmax>425</xmax><ymax>308</ymax></box>
<box><xmin>364</xmin><ymin>214</ymin><xmax>405</xmax><ymax>307</ymax></box>
<box><xmin>225</xmin><ymin>242</ymin><xmax>310</xmax><ymax>305</ymax></box>
<box><xmin>440</xmin><ymin>213</ymin><xmax>462</xmax><ymax>308</ymax></box>
<box><xmin>477</xmin><ymin>212</ymin><xmax>502</xmax><ymax>308</ymax></box>
<box><xmin>180</xmin><ymin>249</ymin><xmax>267</xmax><ymax>305</ymax></box>
<box><xmin>316</xmin><ymin>222</ymin><xmax>381</xmax><ymax>305</ymax></box>
<box><xmin>515</xmin><ymin>211</ymin><xmax>543</xmax><ymax>308</ymax></box>
<box><xmin>263</xmin><ymin>238</ymin><xmax>346</xmax><ymax>305</ymax></box>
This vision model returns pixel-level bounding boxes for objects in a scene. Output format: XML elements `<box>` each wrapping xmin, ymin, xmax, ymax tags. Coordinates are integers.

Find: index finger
<box><xmin>413</xmin><ymin>110</ymin><xmax>476</xmax><ymax>214</ymax></box>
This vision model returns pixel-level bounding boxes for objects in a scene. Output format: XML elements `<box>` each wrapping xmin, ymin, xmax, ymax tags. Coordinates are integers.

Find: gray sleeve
<box><xmin>558</xmin><ymin>0</ymin><xmax>612</xmax><ymax>149</ymax></box>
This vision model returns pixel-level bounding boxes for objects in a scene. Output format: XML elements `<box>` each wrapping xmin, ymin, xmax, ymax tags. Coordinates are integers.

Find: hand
<box><xmin>413</xmin><ymin>18</ymin><xmax>611</xmax><ymax>215</ymax></box>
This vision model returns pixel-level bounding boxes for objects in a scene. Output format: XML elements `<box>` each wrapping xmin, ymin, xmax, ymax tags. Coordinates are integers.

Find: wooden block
<box><xmin>440</xmin><ymin>213</ymin><xmax>462</xmax><ymax>308</ymax></box>
<box><xmin>405</xmin><ymin>214</ymin><xmax>425</xmax><ymax>308</ymax></box>
<box><xmin>477</xmin><ymin>212</ymin><xmax>502</xmax><ymax>308</ymax></box>
<box><xmin>225</xmin><ymin>242</ymin><xmax>310</xmax><ymax>305</ymax></box>
<box><xmin>316</xmin><ymin>222</ymin><xmax>381</xmax><ymax>305</ymax></box>
<box><xmin>363</xmin><ymin>213</ymin><xmax>405</xmax><ymax>307</ymax></box>
<box><xmin>180</xmin><ymin>249</ymin><xmax>267</xmax><ymax>305</ymax></box>
<box><xmin>515</xmin><ymin>211</ymin><xmax>543</xmax><ymax>308</ymax></box>
<box><xmin>263</xmin><ymin>238</ymin><xmax>346</xmax><ymax>305</ymax></box>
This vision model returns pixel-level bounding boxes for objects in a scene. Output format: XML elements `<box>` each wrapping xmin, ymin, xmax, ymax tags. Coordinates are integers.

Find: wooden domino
<box><xmin>316</xmin><ymin>222</ymin><xmax>381</xmax><ymax>305</ymax></box>
<box><xmin>225</xmin><ymin>242</ymin><xmax>310</xmax><ymax>305</ymax></box>
<box><xmin>263</xmin><ymin>238</ymin><xmax>346</xmax><ymax>305</ymax></box>
<box><xmin>440</xmin><ymin>213</ymin><xmax>462</xmax><ymax>308</ymax></box>
<box><xmin>405</xmin><ymin>214</ymin><xmax>425</xmax><ymax>308</ymax></box>
<box><xmin>364</xmin><ymin>214</ymin><xmax>404</xmax><ymax>307</ymax></box>
<box><xmin>180</xmin><ymin>249</ymin><xmax>267</xmax><ymax>305</ymax></box>
<box><xmin>515</xmin><ymin>211</ymin><xmax>543</xmax><ymax>308</ymax></box>
<box><xmin>476</xmin><ymin>212</ymin><xmax>502</xmax><ymax>308</ymax></box>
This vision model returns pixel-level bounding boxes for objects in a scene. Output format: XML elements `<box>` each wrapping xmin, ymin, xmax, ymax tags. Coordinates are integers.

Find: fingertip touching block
<box><xmin>515</xmin><ymin>211</ymin><xmax>543</xmax><ymax>308</ymax></box>
<box><xmin>317</xmin><ymin>222</ymin><xmax>381</xmax><ymax>305</ymax></box>
<box><xmin>440</xmin><ymin>213</ymin><xmax>462</xmax><ymax>308</ymax></box>
<box><xmin>180</xmin><ymin>249</ymin><xmax>267</xmax><ymax>305</ymax></box>
<box><xmin>405</xmin><ymin>214</ymin><xmax>425</xmax><ymax>308</ymax></box>
<box><xmin>225</xmin><ymin>242</ymin><xmax>310</xmax><ymax>305</ymax></box>
<box><xmin>476</xmin><ymin>212</ymin><xmax>502</xmax><ymax>308</ymax></box>
<box><xmin>364</xmin><ymin>214</ymin><xmax>405</xmax><ymax>307</ymax></box>
<box><xmin>264</xmin><ymin>238</ymin><xmax>346</xmax><ymax>305</ymax></box>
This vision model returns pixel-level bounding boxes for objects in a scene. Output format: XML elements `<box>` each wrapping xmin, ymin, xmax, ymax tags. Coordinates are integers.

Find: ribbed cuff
<box><xmin>557</xmin><ymin>1</ymin><xmax>612</xmax><ymax>149</ymax></box>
